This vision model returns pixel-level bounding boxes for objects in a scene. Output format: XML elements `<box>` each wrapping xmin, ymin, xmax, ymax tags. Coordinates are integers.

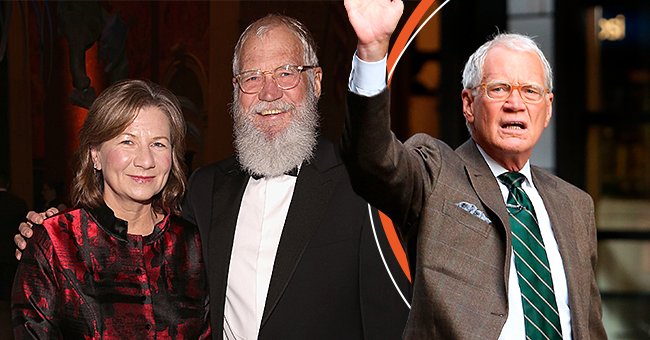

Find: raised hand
<box><xmin>345</xmin><ymin>0</ymin><xmax>403</xmax><ymax>61</ymax></box>
<box><xmin>14</xmin><ymin>208</ymin><xmax>59</xmax><ymax>260</ymax></box>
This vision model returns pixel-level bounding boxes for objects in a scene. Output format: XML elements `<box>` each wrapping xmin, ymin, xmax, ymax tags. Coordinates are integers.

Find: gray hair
<box><xmin>461</xmin><ymin>33</ymin><xmax>553</xmax><ymax>92</ymax></box>
<box><xmin>232</xmin><ymin>14</ymin><xmax>319</xmax><ymax>76</ymax></box>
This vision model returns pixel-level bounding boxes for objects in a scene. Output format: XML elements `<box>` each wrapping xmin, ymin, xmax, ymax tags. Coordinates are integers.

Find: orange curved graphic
<box><xmin>379</xmin><ymin>210</ymin><xmax>411</xmax><ymax>282</ymax></box>
<box><xmin>387</xmin><ymin>0</ymin><xmax>436</xmax><ymax>86</ymax></box>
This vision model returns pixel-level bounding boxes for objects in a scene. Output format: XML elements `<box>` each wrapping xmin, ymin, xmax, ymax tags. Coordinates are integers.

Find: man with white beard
<box><xmin>15</xmin><ymin>14</ymin><xmax>410</xmax><ymax>340</ymax></box>
<box><xmin>182</xmin><ymin>14</ymin><xmax>411</xmax><ymax>340</ymax></box>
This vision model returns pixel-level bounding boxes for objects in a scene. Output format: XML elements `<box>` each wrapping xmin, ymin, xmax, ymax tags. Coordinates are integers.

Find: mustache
<box><xmin>244</xmin><ymin>100</ymin><xmax>296</xmax><ymax>115</ymax></box>
<box><xmin>246</xmin><ymin>100</ymin><xmax>296</xmax><ymax>115</ymax></box>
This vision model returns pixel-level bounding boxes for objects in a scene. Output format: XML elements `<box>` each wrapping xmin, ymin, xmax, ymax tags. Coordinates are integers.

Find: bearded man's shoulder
<box><xmin>214</xmin><ymin>155</ymin><xmax>240</xmax><ymax>171</ymax></box>
<box><xmin>188</xmin><ymin>155</ymin><xmax>240</xmax><ymax>180</ymax></box>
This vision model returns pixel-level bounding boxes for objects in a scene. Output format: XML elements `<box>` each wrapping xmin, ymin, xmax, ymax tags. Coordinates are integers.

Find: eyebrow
<box><xmin>152</xmin><ymin>136</ymin><xmax>171</xmax><ymax>141</ymax></box>
<box><xmin>239</xmin><ymin>64</ymin><xmax>298</xmax><ymax>73</ymax></box>
<box><xmin>120</xmin><ymin>133</ymin><xmax>170</xmax><ymax>141</ymax></box>
<box><xmin>485</xmin><ymin>80</ymin><xmax>544</xmax><ymax>86</ymax></box>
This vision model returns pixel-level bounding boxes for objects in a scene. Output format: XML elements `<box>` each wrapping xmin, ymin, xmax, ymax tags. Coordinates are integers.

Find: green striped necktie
<box><xmin>498</xmin><ymin>172</ymin><xmax>563</xmax><ymax>340</ymax></box>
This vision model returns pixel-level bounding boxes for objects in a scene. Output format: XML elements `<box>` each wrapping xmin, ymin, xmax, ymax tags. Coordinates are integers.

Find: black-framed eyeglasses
<box><xmin>234</xmin><ymin>64</ymin><xmax>318</xmax><ymax>94</ymax></box>
<box><xmin>474</xmin><ymin>81</ymin><xmax>550</xmax><ymax>103</ymax></box>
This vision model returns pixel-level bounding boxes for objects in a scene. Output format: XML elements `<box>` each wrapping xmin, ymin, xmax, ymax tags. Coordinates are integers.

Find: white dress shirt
<box><xmin>349</xmin><ymin>55</ymin><xmax>572</xmax><ymax>339</ymax></box>
<box><xmin>224</xmin><ymin>174</ymin><xmax>298</xmax><ymax>340</ymax></box>
<box><xmin>477</xmin><ymin>146</ymin><xmax>571</xmax><ymax>340</ymax></box>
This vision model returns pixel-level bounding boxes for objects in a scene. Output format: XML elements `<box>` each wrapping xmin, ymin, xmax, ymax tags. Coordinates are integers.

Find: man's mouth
<box><xmin>259</xmin><ymin>109</ymin><xmax>285</xmax><ymax>116</ymax></box>
<box><xmin>501</xmin><ymin>121</ymin><xmax>526</xmax><ymax>130</ymax></box>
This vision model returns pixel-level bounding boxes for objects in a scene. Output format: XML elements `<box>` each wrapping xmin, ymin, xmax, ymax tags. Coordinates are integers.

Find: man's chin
<box><xmin>255</xmin><ymin>124</ymin><xmax>289</xmax><ymax>139</ymax></box>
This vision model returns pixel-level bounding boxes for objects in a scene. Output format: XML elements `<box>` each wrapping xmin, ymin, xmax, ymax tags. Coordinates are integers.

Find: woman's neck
<box><xmin>104</xmin><ymin>200</ymin><xmax>161</xmax><ymax>236</ymax></box>
<box><xmin>126</xmin><ymin>209</ymin><xmax>160</xmax><ymax>236</ymax></box>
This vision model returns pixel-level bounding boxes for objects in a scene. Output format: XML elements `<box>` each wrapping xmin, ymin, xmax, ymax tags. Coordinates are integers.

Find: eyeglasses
<box><xmin>474</xmin><ymin>82</ymin><xmax>550</xmax><ymax>103</ymax></box>
<box><xmin>234</xmin><ymin>64</ymin><xmax>318</xmax><ymax>94</ymax></box>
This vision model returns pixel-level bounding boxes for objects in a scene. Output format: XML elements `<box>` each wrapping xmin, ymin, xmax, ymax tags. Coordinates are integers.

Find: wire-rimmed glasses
<box><xmin>234</xmin><ymin>64</ymin><xmax>318</xmax><ymax>94</ymax></box>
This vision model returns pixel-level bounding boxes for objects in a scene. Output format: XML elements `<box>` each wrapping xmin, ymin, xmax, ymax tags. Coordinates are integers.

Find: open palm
<box><xmin>345</xmin><ymin>0</ymin><xmax>403</xmax><ymax>46</ymax></box>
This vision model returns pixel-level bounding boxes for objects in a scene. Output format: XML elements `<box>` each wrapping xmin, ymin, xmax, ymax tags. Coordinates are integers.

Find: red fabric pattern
<box><xmin>12</xmin><ymin>206</ymin><xmax>211</xmax><ymax>339</ymax></box>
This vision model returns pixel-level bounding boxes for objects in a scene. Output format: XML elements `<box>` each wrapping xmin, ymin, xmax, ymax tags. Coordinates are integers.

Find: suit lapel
<box><xmin>457</xmin><ymin>141</ymin><xmax>510</xmax><ymax>231</ymax></box>
<box><xmin>457</xmin><ymin>140</ymin><xmax>513</xmax><ymax>286</ymax></box>
<box><xmin>208</xmin><ymin>160</ymin><xmax>249</xmax><ymax>333</ymax></box>
<box><xmin>532</xmin><ymin>170</ymin><xmax>580</xmax><ymax>272</ymax></box>
<box><xmin>260</xmin><ymin>138</ymin><xmax>341</xmax><ymax>327</ymax></box>
<box><xmin>531</xmin><ymin>169</ymin><xmax>584</xmax><ymax>330</ymax></box>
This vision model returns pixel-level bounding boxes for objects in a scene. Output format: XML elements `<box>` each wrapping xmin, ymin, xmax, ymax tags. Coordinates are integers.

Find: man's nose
<box><xmin>503</xmin><ymin>88</ymin><xmax>527</xmax><ymax>111</ymax></box>
<box><xmin>258</xmin><ymin>74</ymin><xmax>283</xmax><ymax>102</ymax></box>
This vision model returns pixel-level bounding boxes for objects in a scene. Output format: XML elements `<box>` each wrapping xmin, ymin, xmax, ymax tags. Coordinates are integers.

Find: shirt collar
<box><xmin>250</xmin><ymin>165</ymin><xmax>301</xmax><ymax>180</ymax></box>
<box><xmin>475</xmin><ymin>143</ymin><xmax>533</xmax><ymax>187</ymax></box>
<box><xmin>89</xmin><ymin>202</ymin><xmax>169</xmax><ymax>243</ymax></box>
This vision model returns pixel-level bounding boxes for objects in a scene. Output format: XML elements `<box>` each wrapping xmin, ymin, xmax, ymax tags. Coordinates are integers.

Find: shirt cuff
<box><xmin>348</xmin><ymin>52</ymin><xmax>387</xmax><ymax>97</ymax></box>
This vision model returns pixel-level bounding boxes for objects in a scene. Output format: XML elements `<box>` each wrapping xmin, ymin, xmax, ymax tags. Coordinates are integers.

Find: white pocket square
<box><xmin>456</xmin><ymin>201</ymin><xmax>492</xmax><ymax>224</ymax></box>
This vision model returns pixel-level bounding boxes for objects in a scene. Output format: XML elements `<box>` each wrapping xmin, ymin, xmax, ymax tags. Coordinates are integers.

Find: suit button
<box><xmin>135</xmin><ymin>268</ymin><xmax>143</xmax><ymax>275</ymax></box>
<box><xmin>145</xmin><ymin>323</ymin><xmax>152</xmax><ymax>330</ymax></box>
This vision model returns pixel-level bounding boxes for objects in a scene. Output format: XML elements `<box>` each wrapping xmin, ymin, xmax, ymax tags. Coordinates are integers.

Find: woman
<box><xmin>12</xmin><ymin>80</ymin><xmax>210</xmax><ymax>338</ymax></box>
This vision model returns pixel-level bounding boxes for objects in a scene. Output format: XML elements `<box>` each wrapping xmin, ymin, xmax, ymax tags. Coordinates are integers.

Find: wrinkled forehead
<box><xmin>239</xmin><ymin>26</ymin><xmax>305</xmax><ymax>71</ymax></box>
<box><xmin>482</xmin><ymin>46</ymin><xmax>545</xmax><ymax>84</ymax></box>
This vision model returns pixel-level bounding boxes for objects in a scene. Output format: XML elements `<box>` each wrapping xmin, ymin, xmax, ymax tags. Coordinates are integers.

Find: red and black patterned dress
<box><xmin>12</xmin><ymin>204</ymin><xmax>211</xmax><ymax>339</ymax></box>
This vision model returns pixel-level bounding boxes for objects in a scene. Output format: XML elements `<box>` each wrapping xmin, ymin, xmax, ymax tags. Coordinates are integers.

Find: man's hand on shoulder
<box><xmin>14</xmin><ymin>208</ymin><xmax>59</xmax><ymax>260</ymax></box>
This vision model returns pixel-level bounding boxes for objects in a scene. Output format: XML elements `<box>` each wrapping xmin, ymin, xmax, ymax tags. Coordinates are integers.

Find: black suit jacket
<box><xmin>182</xmin><ymin>137</ymin><xmax>410</xmax><ymax>339</ymax></box>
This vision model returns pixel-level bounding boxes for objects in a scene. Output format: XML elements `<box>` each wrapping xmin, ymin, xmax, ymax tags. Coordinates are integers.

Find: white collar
<box><xmin>475</xmin><ymin>143</ymin><xmax>533</xmax><ymax>186</ymax></box>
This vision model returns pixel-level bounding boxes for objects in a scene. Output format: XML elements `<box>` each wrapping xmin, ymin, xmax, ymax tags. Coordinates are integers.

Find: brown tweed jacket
<box><xmin>342</xmin><ymin>89</ymin><xmax>607</xmax><ymax>339</ymax></box>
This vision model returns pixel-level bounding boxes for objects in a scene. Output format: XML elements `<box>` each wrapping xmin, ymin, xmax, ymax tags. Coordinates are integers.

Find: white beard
<box><xmin>231</xmin><ymin>89</ymin><xmax>319</xmax><ymax>178</ymax></box>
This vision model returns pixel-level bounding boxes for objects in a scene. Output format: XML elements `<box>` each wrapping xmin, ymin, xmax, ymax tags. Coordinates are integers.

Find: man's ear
<box><xmin>461</xmin><ymin>89</ymin><xmax>475</xmax><ymax>123</ymax></box>
<box><xmin>312</xmin><ymin>67</ymin><xmax>323</xmax><ymax>98</ymax></box>
<box><xmin>543</xmin><ymin>92</ymin><xmax>554</xmax><ymax>128</ymax></box>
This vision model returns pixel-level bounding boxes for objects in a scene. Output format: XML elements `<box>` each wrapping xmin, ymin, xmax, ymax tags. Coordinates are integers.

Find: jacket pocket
<box><xmin>442</xmin><ymin>200</ymin><xmax>491</xmax><ymax>238</ymax></box>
